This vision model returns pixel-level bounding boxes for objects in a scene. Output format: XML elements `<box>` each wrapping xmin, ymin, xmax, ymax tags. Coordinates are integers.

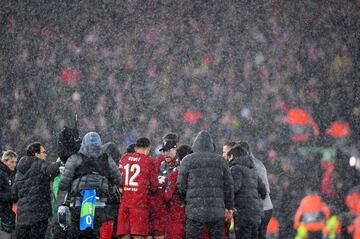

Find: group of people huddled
<box><xmin>0</xmin><ymin>126</ymin><xmax>277</xmax><ymax>239</ymax></box>
<box><xmin>1</xmin><ymin>126</ymin><xmax>359</xmax><ymax>239</ymax></box>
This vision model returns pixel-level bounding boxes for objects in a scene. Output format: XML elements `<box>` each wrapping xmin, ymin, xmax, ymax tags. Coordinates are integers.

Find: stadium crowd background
<box><xmin>0</xmin><ymin>0</ymin><xmax>359</xmax><ymax>237</ymax></box>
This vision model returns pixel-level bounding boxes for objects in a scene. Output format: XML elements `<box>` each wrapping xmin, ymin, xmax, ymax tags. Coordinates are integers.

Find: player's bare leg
<box><xmin>133</xmin><ymin>236</ymin><xmax>146</xmax><ymax>239</ymax></box>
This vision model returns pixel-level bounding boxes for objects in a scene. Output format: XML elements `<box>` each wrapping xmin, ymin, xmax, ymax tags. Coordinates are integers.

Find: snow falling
<box><xmin>0</xmin><ymin>0</ymin><xmax>359</xmax><ymax>238</ymax></box>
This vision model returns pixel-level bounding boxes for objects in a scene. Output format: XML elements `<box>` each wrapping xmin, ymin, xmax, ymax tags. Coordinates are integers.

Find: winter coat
<box><xmin>12</xmin><ymin>156</ymin><xmax>60</xmax><ymax>225</ymax></box>
<box><xmin>177</xmin><ymin>130</ymin><xmax>234</xmax><ymax>223</ymax></box>
<box><xmin>59</xmin><ymin>136</ymin><xmax>121</xmax><ymax>201</ymax></box>
<box><xmin>0</xmin><ymin>161</ymin><xmax>15</xmax><ymax>225</ymax></box>
<box><xmin>252</xmin><ymin>155</ymin><xmax>273</xmax><ymax>211</ymax></box>
<box><xmin>229</xmin><ymin>153</ymin><xmax>266</xmax><ymax>224</ymax></box>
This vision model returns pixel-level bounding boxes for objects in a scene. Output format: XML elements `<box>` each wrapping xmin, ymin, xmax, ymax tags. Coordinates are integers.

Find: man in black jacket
<box><xmin>237</xmin><ymin>141</ymin><xmax>273</xmax><ymax>239</ymax></box>
<box><xmin>0</xmin><ymin>150</ymin><xmax>17</xmax><ymax>234</ymax></box>
<box><xmin>177</xmin><ymin>130</ymin><xmax>234</xmax><ymax>239</ymax></box>
<box><xmin>12</xmin><ymin>142</ymin><xmax>61</xmax><ymax>239</ymax></box>
<box><xmin>226</xmin><ymin>144</ymin><xmax>267</xmax><ymax>239</ymax></box>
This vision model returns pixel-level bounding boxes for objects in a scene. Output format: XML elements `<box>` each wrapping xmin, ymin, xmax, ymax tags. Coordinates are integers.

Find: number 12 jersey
<box><xmin>119</xmin><ymin>152</ymin><xmax>157</xmax><ymax>208</ymax></box>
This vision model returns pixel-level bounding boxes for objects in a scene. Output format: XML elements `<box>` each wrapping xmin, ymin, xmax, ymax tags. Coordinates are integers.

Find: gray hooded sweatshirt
<box><xmin>177</xmin><ymin>130</ymin><xmax>234</xmax><ymax>223</ymax></box>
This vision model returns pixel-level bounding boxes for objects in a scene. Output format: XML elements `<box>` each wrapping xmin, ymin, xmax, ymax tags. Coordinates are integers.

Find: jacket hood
<box><xmin>102</xmin><ymin>142</ymin><xmax>121</xmax><ymax>164</ymax></box>
<box><xmin>79</xmin><ymin>132</ymin><xmax>102</xmax><ymax>158</ymax></box>
<box><xmin>230</xmin><ymin>154</ymin><xmax>254</xmax><ymax>169</ymax></box>
<box><xmin>16</xmin><ymin>156</ymin><xmax>39</xmax><ymax>174</ymax></box>
<box><xmin>192</xmin><ymin>130</ymin><xmax>215</xmax><ymax>153</ymax></box>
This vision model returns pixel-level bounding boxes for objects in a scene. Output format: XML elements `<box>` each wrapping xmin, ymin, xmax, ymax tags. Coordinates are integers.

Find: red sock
<box><xmin>100</xmin><ymin>220</ymin><xmax>114</xmax><ymax>239</ymax></box>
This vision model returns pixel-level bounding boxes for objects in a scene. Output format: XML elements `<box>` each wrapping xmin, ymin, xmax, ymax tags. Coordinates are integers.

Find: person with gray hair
<box><xmin>0</xmin><ymin>150</ymin><xmax>17</xmax><ymax>234</ymax></box>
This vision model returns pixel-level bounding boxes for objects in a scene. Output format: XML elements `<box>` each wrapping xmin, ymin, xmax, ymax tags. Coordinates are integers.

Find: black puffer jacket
<box><xmin>0</xmin><ymin>161</ymin><xmax>15</xmax><ymax>225</ymax></box>
<box><xmin>177</xmin><ymin>130</ymin><xmax>234</xmax><ymax>223</ymax></box>
<box><xmin>12</xmin><ymin>156</ymin><xmax>60</xmax><ymax>225</ymax></box>
<box><xmin>229</xmin><ymin>153</ymin><xmax>266</xmax><ymax>224</ymax></box>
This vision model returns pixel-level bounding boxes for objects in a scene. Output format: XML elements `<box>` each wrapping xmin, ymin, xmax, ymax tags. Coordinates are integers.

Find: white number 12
<box><xmin>124</xmin><ymin>164</ymin><xmax>140</xmax><ymax>186</ymax></box>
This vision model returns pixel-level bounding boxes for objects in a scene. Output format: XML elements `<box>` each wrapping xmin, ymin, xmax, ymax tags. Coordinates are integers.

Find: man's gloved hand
<box><xmin>158</xmin><ymin>176</ymin><xmax>166</xmax><ymax>190</ymax></box>
<box><xmin>158</xmin><ymin>176</ymin><xmax>166</xmax><ymax>184</ymax></box>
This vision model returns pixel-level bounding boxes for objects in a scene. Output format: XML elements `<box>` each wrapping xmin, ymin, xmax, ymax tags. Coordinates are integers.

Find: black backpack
<box><xmin>70</xmin><ymin>153</ymin><xmax>111</xmax><ymax>198</ymax></box>
<box><xmin>71</xmin><ymin>153</ymin><xmax>120</xmax><ymax>204</ymax></box>
<box><xmin>75</xmin><ymin>153</ymin><xmax>110</xmax><ymax>178</ymax></box>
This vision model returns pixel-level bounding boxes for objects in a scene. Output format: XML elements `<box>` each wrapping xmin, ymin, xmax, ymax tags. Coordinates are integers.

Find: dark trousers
<box><xmin>186</xmin><ymin>218</ymin><xmax>224</xmax><ymax>239</ymax></box>
<box><xmin>14</xmin><ymin>219</ymin><xmax>48</xmax><ymax>239</ymax></box>
<box><xmin>234</xmin><ymin>218</ymin><xmax>259</xmax><ymax>239</ymax></box>
<box><xmin>258</xmin><ymin>209</ymin><xmax>272</xmax><ymax>239</ymax></box>
<box><xmin>47</xmin><ymin>220</ymin><xmax>70</xmax><ymax>239</ymax></box>
<box><xmin>68</xmin><ymin>207</ymin><xmax>105</xmax><ymax>239</ymax></box>
<box><xmin>308</xmin><ymin>231</ymin><xmax>322</xmax><ymax>239</ymax></box>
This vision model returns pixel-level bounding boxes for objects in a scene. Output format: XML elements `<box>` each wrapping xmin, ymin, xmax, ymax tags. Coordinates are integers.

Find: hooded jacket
<box><xmin>59</xmin><ymin>132</ymin><xmax>121</xmax><ymax>199</ymax></box>
<box><xmin>177</xmin><ymin>130</ymin><xmax>234</xmax><ymax>223</ymax></box>
<box><xmin>229</xmin><ymin>153</ymin><xmax>266</xmax><ymax>224</ymax></box>
<box><xmin>12</xmin><ymin>156</ymin><xmax>60</xmax><ymax>225</ymax></box>
<box><xmin>0</xmin><ymin>161</ymin><xmax>15</xmax><ymax>225</ymax></box>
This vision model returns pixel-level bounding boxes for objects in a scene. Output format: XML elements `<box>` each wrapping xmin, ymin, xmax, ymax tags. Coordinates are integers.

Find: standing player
<box><xmin>148</xmin><ymin>133</ymin><xmax>180</xmax><ymax>239</ymax></box>
<box><xmin>163</xmin><ymin>145</ymin><xmax>193</xmax><ymax>239</ymax></box>
<box><xmin>117</xmin><ymin>137</ymin><xmax>157</xmax><ymax>239</ymax></box>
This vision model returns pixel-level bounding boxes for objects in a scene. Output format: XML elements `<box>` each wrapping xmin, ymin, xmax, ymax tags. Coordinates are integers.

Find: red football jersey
<box><xmin>164</xmin><ymin>169</ymin><xmax>185</xmax><ymax>222</ymax></box>
<box><xmin>119</xmin><ymin>152</ymin><xmax>157</xmax><ymax>208</ymax></box>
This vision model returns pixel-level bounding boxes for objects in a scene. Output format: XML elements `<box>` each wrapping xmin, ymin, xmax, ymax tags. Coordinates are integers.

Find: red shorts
<box><xmin>148</xmin><ymin>195</ymin><xmax>167</xmax><ymax>236</ymax></box>
<box><xmin>166</xmin><ymin>221</ymin><xmax>185</xmax><ymax>239</ymax></box>
<box><xmin>100</xmin><ymin>220</ymin><xmax>113</xmax><ymax>239</ymax></box>
<box><xmin>117</xmin><ymin>204</ymin><xmax>149</xmax><ymax>236</ymax></box>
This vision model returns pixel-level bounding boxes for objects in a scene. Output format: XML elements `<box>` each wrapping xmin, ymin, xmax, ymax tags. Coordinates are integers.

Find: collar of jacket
<box><xmin>0</xmin><ymin>160</ymin><xmax>12</xmax><ymax>173</ymax></box>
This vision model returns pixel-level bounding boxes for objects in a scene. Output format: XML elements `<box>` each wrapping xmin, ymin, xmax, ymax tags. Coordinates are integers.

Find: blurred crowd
<box><xmin>0</xmin><ymin>0</ymin><xmax>359</xmax><ymax>237</ymax></box>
